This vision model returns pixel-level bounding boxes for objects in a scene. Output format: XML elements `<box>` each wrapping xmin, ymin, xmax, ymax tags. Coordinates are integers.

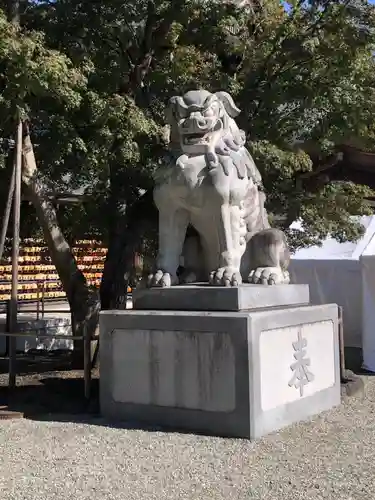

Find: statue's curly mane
<box><xmin>157</xmin><ymin>90</ymin><xmax>262</xmax><ymax>185</ymax></box>
<box><xmin>175</xmin><ymin>120</ymin><xmax>262</xmax><ymax>184</ymax></box>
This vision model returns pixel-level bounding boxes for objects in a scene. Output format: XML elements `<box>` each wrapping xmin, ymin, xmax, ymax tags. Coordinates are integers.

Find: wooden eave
<box><xmin>298</xmin><ymin>144</ymin><xmax>375</xmax><ymax>189</ymax></box>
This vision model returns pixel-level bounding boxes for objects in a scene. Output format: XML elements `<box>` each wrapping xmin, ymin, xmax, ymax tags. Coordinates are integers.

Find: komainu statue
<box><xmin>148</xmin><ymin>89</ymin><xmax>290</xmax><ymax>287</ymax></box>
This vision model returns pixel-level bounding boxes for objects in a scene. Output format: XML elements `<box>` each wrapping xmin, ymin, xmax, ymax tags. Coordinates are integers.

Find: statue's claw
<box><xmin>248</xmin><ymin>267</ymin><xmax>290</xmax><ymax>285</ymax></box>
<box><xmin>209</xmin><ymin>267</ymin><xmax>242</xmax><ymax>287</ymax></box>
<box><xmin>147</xmin><ymin>271</ymin><xmax>178</xmax><ymax>288</ymax></box>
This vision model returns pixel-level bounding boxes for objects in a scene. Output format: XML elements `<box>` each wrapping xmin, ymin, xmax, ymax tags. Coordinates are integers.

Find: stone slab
<box><xmin>0</xmin><ymin>317</ymin><xmax>73</xmax><ymax>354</ymax></box>
<box><xmin>133</xmin><ymin>284</ymin><xmax>310</xmax><ymax>311</ymax></box>
<box><xmin>340</xmin><ymin>369</ymin><xmax>365</xmax><ymax>399</ymax></box>
<box><xmin>99</xmin><ymin>303</ymin><xmax>340</xmax><ymax>439</ymax></box>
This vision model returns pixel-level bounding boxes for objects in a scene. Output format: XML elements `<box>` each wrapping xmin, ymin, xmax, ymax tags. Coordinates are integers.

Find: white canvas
<box><xmin>290</xmin><ymin>216</ymin><xmax>375</xmax><ymax>363</ymax></box>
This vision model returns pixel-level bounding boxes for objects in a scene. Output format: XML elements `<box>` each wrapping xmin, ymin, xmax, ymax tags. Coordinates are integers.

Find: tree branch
<box><xmin>247</xmin><ymin>1</ymin><xmax>339</xmax><ymax>121</ymax></box>
<box><xmin>129</xmin><ymin>1</ymin><xmax>185</xmax><ymax>92</ymax></box>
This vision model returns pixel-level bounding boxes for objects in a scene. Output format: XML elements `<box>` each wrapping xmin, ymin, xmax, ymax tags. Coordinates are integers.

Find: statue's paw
<box><xmin>209</xmin><ymin>267</ymin><xmax>242</xmax><ymax>287</ymax></box>
<box><xmin>248</xmin><ymin>267</ymin><xmax>290</xmax><ymax>285</ymax></box>
<box><xmin>147</xmin><ymin>270</ymin><xmax>178</xmax><ymax>288</ymax></box>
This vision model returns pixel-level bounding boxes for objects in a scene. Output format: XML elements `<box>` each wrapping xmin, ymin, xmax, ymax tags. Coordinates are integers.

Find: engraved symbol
<box><xmin>288</xmin><ymin>328</ymin><xmax>314</xmax><ymax>397</ymax></box>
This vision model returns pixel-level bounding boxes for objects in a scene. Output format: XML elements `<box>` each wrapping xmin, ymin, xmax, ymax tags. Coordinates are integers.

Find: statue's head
<box><xmin>166</xmin><ymin>89</ymin><xmax>243</xmax><ymax>156</ymax></box>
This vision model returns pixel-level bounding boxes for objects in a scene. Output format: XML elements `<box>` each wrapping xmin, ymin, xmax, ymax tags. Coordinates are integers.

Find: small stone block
<box><xmin>99</xmin><ymin>303</ymin><xmax>340</xmax><ymax>439</ymax></box>
<box><xmin>133</xmin><ymin>284</ymin><xmax>310</xmax><ymax>311</ymax></box>
<box><xmin>341</xmin><ymin>370</ymin><xmax>365</xmax><ymax>398</ymax></box>
<box><xmin>0</xmin><ymin>408</ymin><xmax>24</xmax><ymax>420</ymax></box>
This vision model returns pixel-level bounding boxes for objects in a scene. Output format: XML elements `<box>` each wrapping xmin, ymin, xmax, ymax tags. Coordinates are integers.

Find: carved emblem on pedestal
<box><xmin>288</xmin><ymin>328</ymin><xmax>314</xmax><ymax>397</ymax></box>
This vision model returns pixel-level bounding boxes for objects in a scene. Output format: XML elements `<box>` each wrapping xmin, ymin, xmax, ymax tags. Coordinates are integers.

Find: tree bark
<box><xmin>99</xmin><ymin>186</ymin><xmax>127</xmax><ymax>310</ymax></box>
<box><xmin>100</xmin><ymin>190</ymin><xmax>157</xmax><ymax>310</ymax></box>
<box><xmin>21</xmin><ymin>127</ymin><xmax>99</xmax><ymax>366</ymax></box>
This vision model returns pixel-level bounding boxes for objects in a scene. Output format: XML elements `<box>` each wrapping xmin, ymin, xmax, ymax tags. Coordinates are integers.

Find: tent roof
<box><xmin>291</xmin><ymin>216</ymin><xmax>375</xmax><ymax>260</ymax></box>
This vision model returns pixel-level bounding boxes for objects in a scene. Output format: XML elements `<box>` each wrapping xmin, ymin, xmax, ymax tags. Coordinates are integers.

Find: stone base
<box><xmin>0</xmin><ymin>318</ymin><xmax>73</xmax><ymax>354</ymax></box>
<box><xmin>100</xmin><ymin>303</ymin><xmax>340</xmax><ymax>439</ymax></box>
<box><xmin>341</xmin><ymin>370</ymin><xmax>365</xmax><ymax>399</ymax></box>
<box><xmin>133</xmin><ymin>284</ymin><xmax>310</xmax><ymax>311</ymax></box>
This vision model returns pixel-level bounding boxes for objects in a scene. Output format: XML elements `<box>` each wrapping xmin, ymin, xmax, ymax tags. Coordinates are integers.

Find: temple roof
<box><xmin>299</xmin><ymin>145</ymin><xmax>375</xmax><ymax>190</ymax></box>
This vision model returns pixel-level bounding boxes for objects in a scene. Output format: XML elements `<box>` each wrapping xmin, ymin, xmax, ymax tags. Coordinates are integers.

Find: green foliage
<box><xmin>249</xmin><ymin>140</ymin><xmax>313</xmax><ymax>216</ymax></box>
<box><xmin>1</xmin><ymin>0</ymin><xmax>375</xmax><ymax>251</ymax></box>
<box><xmin>0</xmin><ymin>10</ymin><xmax>86</xmax><ymax>125</ymax></box>
<box><xmin>291</xmin><ymin>182</ymin><xmax>374</xmax><ymax>248</ymax></box>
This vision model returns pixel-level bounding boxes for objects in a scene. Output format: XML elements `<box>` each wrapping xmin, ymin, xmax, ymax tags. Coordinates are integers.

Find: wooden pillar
<box><xmin>8</xmin><ymin>120</ymin><xmax>22</xmax><ymax>389</ymax></box>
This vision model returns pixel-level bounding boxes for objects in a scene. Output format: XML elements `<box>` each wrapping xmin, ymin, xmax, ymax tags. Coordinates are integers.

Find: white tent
<box><xmin>289</xmin><ymin>216</ymin><xmax>375</xmax><ymax>363</ymax></box>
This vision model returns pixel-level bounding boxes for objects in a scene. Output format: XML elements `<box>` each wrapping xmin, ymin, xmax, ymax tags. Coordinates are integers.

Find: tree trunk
<box><xmin>100</xmin><ymin>225</ymin><xmax>130</xmax><ymax>310</ymax></box>
<box><xmin>99</xmin><ymin>169</ymin><xmax>128</xmax><ymax>310</ymax></box>
<box><xmin>21</xmin><ymin>127</ymin><xmax>99</xmax><ymax>367</ymax></box>
<box><xmin>100</xmin><ymin>190</ymin><xmax>157</xmax><ymax>310</ymax></box>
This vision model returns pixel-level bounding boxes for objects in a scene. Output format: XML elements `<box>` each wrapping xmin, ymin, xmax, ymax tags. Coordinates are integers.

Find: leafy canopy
<box><xmin>1</xmin><ymin>0</ymin><xmax>375</xmax><ymax>249</ymax></box>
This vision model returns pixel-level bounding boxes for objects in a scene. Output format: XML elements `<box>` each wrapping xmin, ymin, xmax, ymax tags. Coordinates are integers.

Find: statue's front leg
<box><xmin>199</xmin><ymin>202</ymin><xmax>244</xmax><ymax>287</ymax></box>
<box><xmin>149</xmin><ymin>189</ymin><xmax>189</xmax><ymax>288</ymax></box>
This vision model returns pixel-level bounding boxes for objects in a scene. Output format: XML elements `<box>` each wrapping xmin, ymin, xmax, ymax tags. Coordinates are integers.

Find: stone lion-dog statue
<box><xmin>148</xmin><ymin>89</ymin><xmax>290</xmax><ymax>287</ymax></box>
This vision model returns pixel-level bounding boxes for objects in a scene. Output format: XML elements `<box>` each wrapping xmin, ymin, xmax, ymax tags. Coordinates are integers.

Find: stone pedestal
<box><xmin>100</xmin><ymin>285</ymin><xmax>340</xmax><ymax>439</ymax></box>
<box><xmin>133</xmin><ymin>283</ymin><xmax>310</xmax><ymax>311</ymax></box>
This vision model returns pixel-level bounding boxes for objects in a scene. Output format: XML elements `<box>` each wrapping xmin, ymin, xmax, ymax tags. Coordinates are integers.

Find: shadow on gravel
<box><xmin>0</xmin><ymin>376</ymin><xmax>100</xmax><ymax>417</ymax></box>
<box><xmin>0</xmin><ymin>346</ymin><xmax>369</xmax><ymax>437</ymax></box>
<box><xmin>345</xmin><ymin>347</ymin><xmax>375</xmax><ymax>376</ymax></box>
<box><xmin>0</xmin><ymin>351</ymin><xmax>73</xmax><ymax>375</ymax></box>
<box><xmin>1</xmin><ymin>375</ymin><xmax>218</xmax><ymax>437</ymax></box>
<box><xmin>27</xmin><ymin>412</ymin><xmax>222</xmax><ymax>438</ymax></box>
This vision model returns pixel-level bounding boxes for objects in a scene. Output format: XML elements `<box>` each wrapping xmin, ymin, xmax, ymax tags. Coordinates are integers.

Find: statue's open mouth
<box><xmin>182</xmin><ymin>120</ymin><xmax>222</xmax><ymax>146</ymax></box>
<box><xmin>183</xmin><ymin>132</ymin><xmax>207</xmax><ymax>145</ymax></box>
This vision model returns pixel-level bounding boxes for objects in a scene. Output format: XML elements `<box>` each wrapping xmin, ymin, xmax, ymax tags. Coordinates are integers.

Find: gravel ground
<box><xmin>0</xmin><ymin>376</ymin><xmax>373</xmax><ymax>500</ymax></box>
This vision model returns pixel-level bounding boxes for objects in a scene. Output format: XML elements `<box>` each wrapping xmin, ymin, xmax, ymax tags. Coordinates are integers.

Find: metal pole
<box><xmin>338</xmin><ymin>306</ymin><xmax>346</xmax><ymax>380</ymax></box>
<box><xmin>8</xmin><ymin>120</ymin><xmax>22</xmax><ymax>389</ymax></box>
<box><xmin>83</xmin><ymin>324</ymin><xmax>91</xmax><ymax>400</ymax></box>
<box><xmin>0</xmin><ymin>164</ymin><xmax>15</xmax><ymax>262</ymax></box>
<box><xmin>5</xmin><ymin>300</ymin><xmax>11</xmax><ymax>356</ymax></box>
<box><xmin>36</xmin><ymin>283</ymin><xmax>40</xmax><ymax>320</ymax></box>
<box><xmin>41</xmin><ymin>281</ymin><xmax>45</xmax><ymax>318</ymax></box>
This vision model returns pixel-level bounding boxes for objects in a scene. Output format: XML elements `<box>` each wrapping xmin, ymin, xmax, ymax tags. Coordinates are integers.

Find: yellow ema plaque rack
<box><xmin>0</xmin><ymin>240</ymin><xmax>107</xmax><ymax>302</ymax></box>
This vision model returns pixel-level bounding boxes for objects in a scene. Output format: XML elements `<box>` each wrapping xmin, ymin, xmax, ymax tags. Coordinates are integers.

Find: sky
<box><xmin>283</xmin><ymin>0</ymin><xmax>375</xmax><ymax>6</ymax></box>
